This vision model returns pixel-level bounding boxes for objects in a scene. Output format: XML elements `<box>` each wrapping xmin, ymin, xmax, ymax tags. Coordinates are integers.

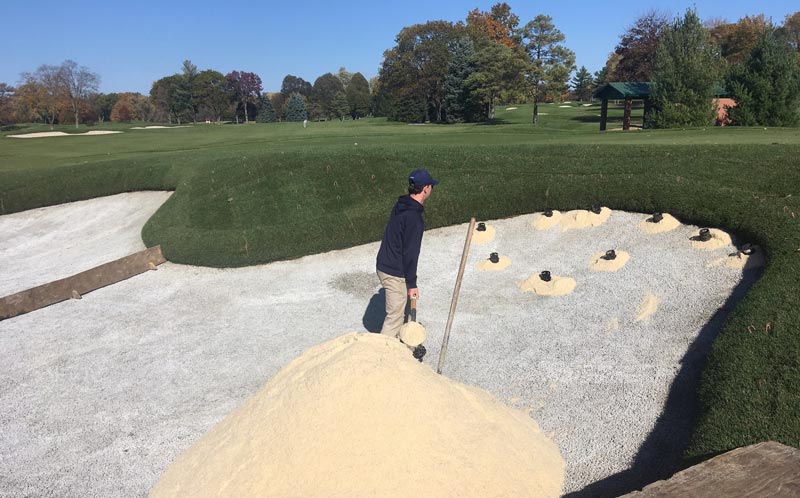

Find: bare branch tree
<box><xmin>60</xmin><ymin>60</ymin><xmax>100</xmax><ymax>128</ymax></box>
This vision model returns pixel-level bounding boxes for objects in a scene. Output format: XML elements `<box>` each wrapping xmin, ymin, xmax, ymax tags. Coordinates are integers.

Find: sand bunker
<box><xmin>635</xmin><ymin>292</ymin><xmax>660</xmax><ymax>321</ymax></box>
<box><xmin>638</xmin><ymin>213</ymin><xmax>680</xmax><ymax>234</ymax></box>
<box><xmin>531</xmin><ymin>211</ymin><xmax>562</xmax><ymax>231</ymax></box>
<box><xmin>476</xmin><ymin>255</ymin><xmax>511</xmax><ymax>271</ymax></box>
<box><xmin>399</xmin><ymin>321</ymin><xmax>427</xmax><ymax>347</ymax></box>
<box><xmin>505</xmin><ymin>107</ymin><xmax>518</xmax><ymax>110</ymax></box>
<box><xmin>558</xmin><ymin>105</ymin><xmax>571</xmax><ymax>108</ymax></box>
<box><xmin>519</xmin><ymin>274</ymin><xmax>576</xmax><ymax>296</ymax></box>
<box><xmin>691</xmin><ymin>228</ymin><xmax>732</xmax><ymax>251</ymax></box>
<box><xmin>559</xmin><ymin>208</ymin><xmax>611</xmax><ymax>232</ymax></box>
<box><xmin>149</xmin><ymin>333</ymin><xmax>564</xmax><ymax>498</ymax></box>
<box><xmin>8</xmin><ymin>130</ymin><xmax>122</xmax><ymax>138</ymax></box>
<box><xmin>590</xmin><ymin>250</ymin><xmax>630</xmax><ymax>272</ymax></box>
<box><xmin>472</xmin><ymin>223</ymin><xmax>496</xmax><ymax>244</ymax></box>
<box><xmin>706</xmin><ymin>248</ymin><xmax>766</xmax><ymax>270</ymax></box>
<box><xmin>130</xmin><ymin>125</ymin><xmax>190</xmax><ymax>129</ymax></box>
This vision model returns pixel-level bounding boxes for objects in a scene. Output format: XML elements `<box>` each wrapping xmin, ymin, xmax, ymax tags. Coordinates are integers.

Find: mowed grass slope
<box><xmin>1</xmin><ymin>103</ymin><xmax>798</xmax><ymax>463</ymax></box>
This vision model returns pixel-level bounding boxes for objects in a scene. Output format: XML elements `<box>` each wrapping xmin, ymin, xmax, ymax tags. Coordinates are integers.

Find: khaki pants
<box><xmin>377</xmin><ymin>271</ymin><xmax>407</xmax><ymax>338</ymax></box>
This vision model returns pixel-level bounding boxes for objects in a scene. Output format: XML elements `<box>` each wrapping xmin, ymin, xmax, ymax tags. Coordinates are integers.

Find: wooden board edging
<box><xmin>0</xmin><ymin>245</ymin><xmax>166</xmax><ymax>321</ymax></box>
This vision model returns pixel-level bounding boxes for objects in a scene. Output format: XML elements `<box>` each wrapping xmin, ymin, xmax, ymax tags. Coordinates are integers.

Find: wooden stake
<box><xmin>437</xmin><ymin>218</ymin><xmax>476</xmax><ymax>375</ymax></box>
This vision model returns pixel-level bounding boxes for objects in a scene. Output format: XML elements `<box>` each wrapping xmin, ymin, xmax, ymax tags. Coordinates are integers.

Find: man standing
<box><xmin>376</xmin><ymin>169</ymin><xmax>438</xmax><ymax>346</ymax></box>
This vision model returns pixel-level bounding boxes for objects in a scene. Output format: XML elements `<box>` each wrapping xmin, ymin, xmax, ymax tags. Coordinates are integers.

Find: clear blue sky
<box><xmin>2</xmin><ymin>0</ymin><xmax>797</xmax><ymax>94</ymax></box>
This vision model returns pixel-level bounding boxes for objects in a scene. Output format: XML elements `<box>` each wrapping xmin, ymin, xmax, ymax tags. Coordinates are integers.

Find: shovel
<box><xmin>399</xmin><ymin>297</ymin><xmax>427</xmax><ymax>349</ymax></box>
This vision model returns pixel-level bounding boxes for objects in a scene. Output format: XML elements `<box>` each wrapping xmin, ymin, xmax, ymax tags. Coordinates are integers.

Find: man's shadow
<box><xmin>362</xmin><ymin>289</ymin><xmax>386</xmax><ymax>333</ymax></box>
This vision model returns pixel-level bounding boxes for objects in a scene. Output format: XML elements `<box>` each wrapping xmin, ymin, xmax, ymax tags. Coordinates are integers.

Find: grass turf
<box><xmin>1</xmin><ymin>102</ymin><xmax>798</xmax><ymax>464</ymax></box>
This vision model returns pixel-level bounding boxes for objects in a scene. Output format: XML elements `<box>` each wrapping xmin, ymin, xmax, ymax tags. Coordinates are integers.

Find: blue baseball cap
<box><xmin>408</xmin><ymin>168</ymin><xmax>439</xmax><ymax>188</ymax></box>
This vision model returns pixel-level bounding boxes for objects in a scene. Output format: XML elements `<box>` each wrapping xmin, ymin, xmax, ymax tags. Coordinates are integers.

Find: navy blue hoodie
<box><xmin>376</xmin><ymin>195</ymin><xmax>425</xmax><ymax>289</ymax></box>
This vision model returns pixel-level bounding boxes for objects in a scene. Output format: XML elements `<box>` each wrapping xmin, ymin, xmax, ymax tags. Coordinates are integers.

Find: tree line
<box><xmin>374</xmin><ymin>3</ymin><xmax>575</xmax><ymax>123</ymax></box>
<box><xmin>0</xmin><ymin>6</ymin><xmax>797</xmax><ymax>128</ymax></box>
<box><xmin>591</xmin><ymin>9</ymin><xmax>800</xmax><ymax>127</ymax></box>
<box><xmin>0</xmin><ymin>60</ymin><xmax>375</xmax><ymax>127</ymax></box>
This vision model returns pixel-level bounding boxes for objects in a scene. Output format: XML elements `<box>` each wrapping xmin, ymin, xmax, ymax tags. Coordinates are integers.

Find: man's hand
<box><xmin>408</xmin><ymin>288</ymin><xmax>419</xmax><ymax>299</ymax></box>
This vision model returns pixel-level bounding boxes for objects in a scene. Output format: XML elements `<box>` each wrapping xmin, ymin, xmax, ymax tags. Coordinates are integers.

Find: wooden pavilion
<box><xmin>593</xmin><ymin>82</ymin><xmax>730</xmax><ymax>131</ymax></box>
<box><xmin>593</xmin><ymin>82</ymin><xmax>654</xmax><ymax>131</ymax></box>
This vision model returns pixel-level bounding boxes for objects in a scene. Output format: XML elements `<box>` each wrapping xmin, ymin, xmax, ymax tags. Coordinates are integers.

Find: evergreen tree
<box><xmin>332</xmin><ymin>92</ymin><xmax>349</xmax><ymax>120</ymax></box>
<box><xmin>521</xmin><ymin>14</ymin><xmax>576</xmax><ymax>123</ymax></box>
<box><xmin>285</xmin><ymin>93</ymin><xmax>308</xmax><ymax>122</ymax></box>
<box><xmin>650</xmin><ymin>9</ymin><xmax>723</xmax><ymax>128</ymax></box>
<box><xmin>570</xmin><ymin>66</ymin><xmax>594</xmax><ymax>101</ymax></box>
<box><xmin>390</xmin><ymin>92</ymin><xmax>427</xmax><ymax>123</ymax></box>
<box><xmin>443</xmin><ymin>37</ymin><xmax>478</xmax><ymax>123</ymax></box>
<box><xmin>257</xmin><ymin>94</ymin><xmax>277</xmax><ymax>123</ymax></box>
<box><xmin>726</xmin><ymin>30</ymin><xmax>800</xmax><ymax>126</ymax></box>
<box><xmin>346</xmin><ymin>72</ymin><xmax>371</xmax><ymax>119</ymax></box>
<box><xmin>311</xmin><ymin>73</ymin><xmax>345</xmax><ymax>120</ymax></box>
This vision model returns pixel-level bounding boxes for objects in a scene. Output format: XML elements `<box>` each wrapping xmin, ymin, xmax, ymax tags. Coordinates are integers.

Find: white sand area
<box><xmin>130</xmin><ymin>126</ymin><xmax>191</xmax><ymax>129</ymax></box>
<box><xmin>0</xmin><ymin>195</ymin><xmax>761</xmax><ymax>498</ymax></box>
<box><xmin>8</xmin><ymin>130</ymin><xmax>122</xmax><ymax>138</ymax></box>
<box><xmin>0</xmin><ymin>191</ymin><xmax>172</xmax><ymax>297</ymax></box>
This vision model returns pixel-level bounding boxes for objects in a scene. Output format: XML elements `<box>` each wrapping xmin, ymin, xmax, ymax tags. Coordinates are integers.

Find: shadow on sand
<box><xmin>563</xmin><ymin>268</ymin><xmax>762</xmax><ymax>497</ymax></box>
<box><xmin>362</xmin><ymin>289</ymin><xmax>386</xmax><ymax>333</ymax></box>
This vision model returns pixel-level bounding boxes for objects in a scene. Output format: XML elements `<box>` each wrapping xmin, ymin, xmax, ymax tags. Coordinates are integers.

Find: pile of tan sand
<box><xmin>590</xmin><ymin>250</ymin><xmax>630</xmax><ymax>272</ymax></box>
<box><xmin>635</xmin><ymin>291</ymin><xmax>660</xmax><ymax>321</ymax></box>
<box><xmin>149</xmin><ymin>333</ymin><xmax>564</xmax><ymax>498</ymax></box>
<box><xmin>519</xmin><ymin>274</ymin><xmax>576</xmax><ymax>296</ymax></box>
<box><xmin>472</xmin><ymin>223</ymin><xmax>496</xmax><ymax>244</ymax></box>
<box><xmin>691</xmin><ymin>228</ymin><xmax>732</xmax><ymax>250</ymax></box>
<box><xmin>559</xmin><ymin>208</ymin><xmax>611</xmax><ymax>232</ymax></box>
<box><xmin>476</xmin><ymin>254</ymin><xmax>512</xmax><ymax>271</ymax></box>
<box><xmin>8</xmin><ymin>130</ymin><xmax>122</xmax><ymax>138</ymax></box>
<box><xmin>706</xmin><ymin>248</ymin><xmax>765</xmax><ymax>270</ymax></box>
<box><xmin>531</xmin><ymin>211</ymin><xmax>562</xmax><ymax>231</ymax></box>
<box><xmin>399</xmin><ymin>321</ymin><xmax>426</xmax><ymax>347</ymax></box>
<box><xmin>638</xmin><ymin>213</ymin><xmax>680</xmax><ymax>234</ymax></box>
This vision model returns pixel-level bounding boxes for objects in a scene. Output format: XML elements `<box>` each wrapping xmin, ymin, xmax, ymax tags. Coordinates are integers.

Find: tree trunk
<box><xmin>533</xmin><ymin>97</ymin><xmax>539</xmax><ymax>124</ymax></box>
<box><xmin>243</xmin><ymin>99</ymin><xmax>249</xmax><ymax>123</ymax></box>
<box><xmin>74</xmin><ymin>107</ymin><xmax>79</xmax><ymax>129</ymax></box>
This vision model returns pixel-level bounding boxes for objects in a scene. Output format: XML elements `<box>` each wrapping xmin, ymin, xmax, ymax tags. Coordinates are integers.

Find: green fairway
<box><xmin>1</xmin><ymin>103</ymin><xmax>799</xmax><ymax>464</ymax></box>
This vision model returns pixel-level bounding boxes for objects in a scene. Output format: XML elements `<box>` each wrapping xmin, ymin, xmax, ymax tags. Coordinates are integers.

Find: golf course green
<box><xmin>1</xmin><ymin>102</ymin><xmax>798</xmax><ymax>462</ymax></box>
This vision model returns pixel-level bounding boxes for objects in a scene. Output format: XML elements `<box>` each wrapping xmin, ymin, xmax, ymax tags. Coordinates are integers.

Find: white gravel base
<box><xmin>0</xmin><ymin>195</ymin><xmax>759</xmax><ymax>498</ymax></box>
<box><xmin>0</xmin><ymin>191</ymin><xmax>173</xmax><ymax>297</ymax></box>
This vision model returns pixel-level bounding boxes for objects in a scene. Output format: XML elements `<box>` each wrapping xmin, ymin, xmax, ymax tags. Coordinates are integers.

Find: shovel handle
<box><xmin>410</xmin><ymin>297</ymin><xmax>417</xmax><ymax>322</ymax></box>
<box><xmin>437</xmin><ymin>218</ymin><xmax>476</xmax><ymax>375</ymax></box>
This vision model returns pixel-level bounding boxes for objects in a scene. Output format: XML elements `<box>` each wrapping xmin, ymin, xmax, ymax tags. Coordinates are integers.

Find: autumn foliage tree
<box><xmin>226</xmin><ymin>70</ymin><xmax>263</xmax><ymax>123</ymax></box>
<box><xmin>611</xmin><ymin>11</ymin><xmax>669</xmax><ymax>81</ymax></box>
<box><xmin>466</xmin><ymin>7</ymin><xmax>516</xmax><ymax>48</ymax></box>
<box><xmin>708</xmin><ymin>14</ymin><xmax>771</xmax><ymax>64</ymax></box>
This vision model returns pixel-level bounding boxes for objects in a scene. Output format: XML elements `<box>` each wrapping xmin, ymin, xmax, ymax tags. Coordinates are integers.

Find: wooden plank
<box><xmin>620</xmin><ymin>441</ymin><xmax>800</xmax><ymax>498</ymax></box>
<box><xmin>0</xmin><ymin>245</ymin><xmax>166</xmax><ymax>321</ymax></box>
